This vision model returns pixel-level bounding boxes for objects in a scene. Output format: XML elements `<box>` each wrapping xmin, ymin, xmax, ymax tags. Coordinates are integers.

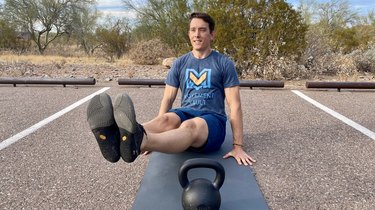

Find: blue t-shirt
<box><xmin>165</xmin><ymin>51</ymin><xmax>240</xmax><ymax>117</ymax></box>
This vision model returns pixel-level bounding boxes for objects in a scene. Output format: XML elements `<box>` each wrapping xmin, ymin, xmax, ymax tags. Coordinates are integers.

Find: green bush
<box><xmin>209</xmin><ymin>0</ymin><xmax>307</xmax><ymax>78</ymax></box>
<box><xmin>0</xmin><ymin>19</ymin><xmax>17</xmax><ymax>49</ymax></box>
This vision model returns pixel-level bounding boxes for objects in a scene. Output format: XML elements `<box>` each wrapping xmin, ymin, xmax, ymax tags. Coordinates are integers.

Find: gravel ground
<box><xmin>0</xmin><ymin>61</ymin><xmax>169</xmax><ymax>82</ymax></box>
<box><xmin>2</xmin><ymin>87</ymin><xmax>374</xmax><ymax>210</ymax></box>
<box><xmin>1</xmin><ymin>60</ymin><xmax>374</xmax><ymax>88</ymax></box>
<box><xmin>1</xmin><ymin>61</ymin><xmax>375</xmax><ymax>209</ymax></box>
<box><xmin>244</xmin><ymin>90</ymin><xmax>375</xmax><ymax>210</ymax></box>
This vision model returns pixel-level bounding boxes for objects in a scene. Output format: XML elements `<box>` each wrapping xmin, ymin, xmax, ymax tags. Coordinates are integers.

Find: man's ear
<box><xmin>211</xmin><ymin>31</ymin><xmax>216</xmax><ymax>41</ymax></box>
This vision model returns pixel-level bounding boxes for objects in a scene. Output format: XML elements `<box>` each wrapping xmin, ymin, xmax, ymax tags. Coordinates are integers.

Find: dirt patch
<box><xmin>0</xmin><ymin>61</ymin><xmax>169</xmax><ymax>82</ymax></box>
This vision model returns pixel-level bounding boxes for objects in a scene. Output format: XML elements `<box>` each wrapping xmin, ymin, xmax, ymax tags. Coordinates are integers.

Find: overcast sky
<box><xmin>96</xmin><ymin>0</ymin><xmax>374</xmax><ymax>19</ymax></box>
<box><xmin>1</xmin><ymin>0</ymin><xmax>374</xmax><ymax>19</ymax></box>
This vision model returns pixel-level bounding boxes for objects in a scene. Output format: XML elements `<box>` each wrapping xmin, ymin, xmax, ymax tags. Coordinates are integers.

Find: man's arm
<box><xmin>158</xmin><ymin>84</ymin><xmax>179</xmax><ymax>116</ymax></box>
<box><xmin>223</xmin><ymin>86</ymin><xmax>256</xmax><ymax>166</ymax></box>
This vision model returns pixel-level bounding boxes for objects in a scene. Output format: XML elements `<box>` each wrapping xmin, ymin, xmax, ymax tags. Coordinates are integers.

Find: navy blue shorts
<box><xmin>168</xmin><ymin>107</ymin><xmax>227</xmax><ymax>153</ymax></box>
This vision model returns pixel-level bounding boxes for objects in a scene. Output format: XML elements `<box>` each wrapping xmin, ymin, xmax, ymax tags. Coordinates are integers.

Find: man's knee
<box><xmin>180</xmin><ymin>118</ymin><xmax>208</xmax><ymax>139</ymax></box>
<box><xmin>157</xmin><ymin>113</ymin><xmax>181</xmax><ymax>130</ymax></box>
<box><xmin>180</xmin><ymin>120</ymin><xmax>196</xmax><ymax>130</ymax></box>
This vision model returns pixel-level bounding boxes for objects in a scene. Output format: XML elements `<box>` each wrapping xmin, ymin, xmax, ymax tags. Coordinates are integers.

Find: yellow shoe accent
<box><xmin>122</xmin><ymin>136</ymin><xmax>127</xmax><ymax>141</ymax></box>
<box><xmin>99</xmin><ymin>134</ymin><xmax>106</xmax><ymax>140</ymax></box>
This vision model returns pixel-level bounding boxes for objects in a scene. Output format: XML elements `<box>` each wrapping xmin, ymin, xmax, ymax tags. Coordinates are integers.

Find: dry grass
<box><xmin>0</xmin><ymin>52</ymin><xmax>133</xmax><ymax>66</ymax></box>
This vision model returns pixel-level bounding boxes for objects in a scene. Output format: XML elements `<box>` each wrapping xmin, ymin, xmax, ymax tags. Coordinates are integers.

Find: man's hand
<box><xmin>223</xmin><ymin>146</ymin><xmax>256</xmax><ymax>166</ymax></box>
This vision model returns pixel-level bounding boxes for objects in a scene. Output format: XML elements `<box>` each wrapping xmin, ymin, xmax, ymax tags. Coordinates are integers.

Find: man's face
<box><xmin>189</xmin><ymin>18</ymin><xmax>214</xmax><ymax>52</ymax></box>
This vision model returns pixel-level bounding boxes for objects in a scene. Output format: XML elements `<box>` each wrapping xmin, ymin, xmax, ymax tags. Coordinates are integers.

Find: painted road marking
<box><xmin>0</xmin><ymin>87</ymin><xmax>111</xmax><ymax>151</ymax></box>
<box><xmin>292</xmin><ymin>90</ymin><xmax>375</xmax><ymax>140</ymax></box>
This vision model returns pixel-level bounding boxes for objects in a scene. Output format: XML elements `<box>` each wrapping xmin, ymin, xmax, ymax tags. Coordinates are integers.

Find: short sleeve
<box><xmin>165</xmin><ymin>59</ymin><xmax>180</xmax><ymax>88</ymax></box>
<box><xmin>222</xmin><ymin>58</ymin><xmax>240</xmax><ymax>88</ymax></box>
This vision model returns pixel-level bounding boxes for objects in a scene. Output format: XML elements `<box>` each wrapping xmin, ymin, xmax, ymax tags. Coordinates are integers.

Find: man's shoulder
<box><xmin>171</xmin><ymin>52</ymin><xmax>191</xmax><ymax>67</ymax></box>
<box><xmin>210</xmin><ymin>50</ymin><xmax>234</xmax><ymax>65</ymax></box>
<box><xmin>215</xmin><ymin>50</ymin><xmax>231</xmax><ymax>58</ymax></box>
<box><xmin>176</xmin><ymin>52</ymin><xmax>192</xmax><ymax>61</ymax></box>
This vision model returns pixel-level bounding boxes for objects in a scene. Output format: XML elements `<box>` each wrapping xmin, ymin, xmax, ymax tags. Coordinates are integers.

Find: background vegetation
<box><xmin>0</xmin><ymin>0</ymin><xmax>374</xmax><ymax>80</ymax></box>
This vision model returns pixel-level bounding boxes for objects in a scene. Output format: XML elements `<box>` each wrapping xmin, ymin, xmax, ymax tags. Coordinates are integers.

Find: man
<box><xmin>87</xmin><ymin>12</ymin><xmax>256</xmax><ymax>166</ymax></box>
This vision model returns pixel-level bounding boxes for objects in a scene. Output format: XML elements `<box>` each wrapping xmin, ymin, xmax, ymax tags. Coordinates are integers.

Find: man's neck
<box><xmin>192</xmin><ymin>49</ymin><xmax>212</xmax><ymax>59</ymax></box>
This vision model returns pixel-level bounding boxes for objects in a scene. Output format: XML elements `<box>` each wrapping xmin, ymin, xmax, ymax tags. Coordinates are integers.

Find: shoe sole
<box><xmin>114</xmin><ymin>93</ymin><xmax>138</xmax><ymax>162</ymax></box>
<box><xmin>87</xmin><ymin>93</ymin><xmax>120</xmax><ymax>163</ymax></box>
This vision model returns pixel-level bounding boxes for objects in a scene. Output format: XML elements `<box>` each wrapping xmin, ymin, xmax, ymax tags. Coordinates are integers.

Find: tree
<box><xmin>95</xmin><ymin>17</ymin><xmax>132</xmax><ymax>61</ymax></box>
<box><xmin>332</xmin><ymin>27</ymin><xmax>358</xmax><ymax>53</ymax></box>
<box><xmin>0</xmin><ymin>19</ymin><xmax>18</xmax><ymax>49</ymax></box>
<box><xmin>3</xmin><ymin>0</ymin><xmax>95</xmax><ymax>54</ymax></box>
<box><xmin>315</xmin><ymin>0</ymin><xmax>360</xmax><ymax>53</ymax></box>
<box><xmin>123</xmin><ymin>0</ymin><xmax>193</xmax><ymax>55</ymax></box>
<box><xmin>206</xmin><ymin>0</ymin><xmax>307</xmax><ymax>75</ymax></box>
<box><xmin>125</xmin><ymin>0</ymin><xmax>307</xmax><ymax>77</ymax></box>
<box><xmin>297</xmin><ymin>0</ymin><xmax>317</xmax><ymax>24</ymax></box>
<box><xmin>297</xmin><ymin>0</ymin><xmax>364</xmax><ymax>65</ymax></box>
<box><xmin>316</xmin><ymin>0</ymin><xmax>358</xmax><ymax>30</ymax></box>
<box><xmin>70</xmin><ymin>4</ymin><xmax>100</xmax><ymax>56</ymax></box>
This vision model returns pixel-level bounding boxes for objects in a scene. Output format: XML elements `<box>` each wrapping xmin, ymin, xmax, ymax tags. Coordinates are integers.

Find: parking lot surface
<box><xmin>1</xmin><ymin>84</ymin><xmax>374</xmax><ymax>209</ymax></box>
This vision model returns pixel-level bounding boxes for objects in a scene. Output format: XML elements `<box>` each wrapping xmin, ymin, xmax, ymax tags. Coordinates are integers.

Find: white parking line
<box><xmin>0</xmin><ymin>87</ymin><xmax>111</xmax><ymax>151</ymax></box>
<box><xmin>292</xmin><ymin>90</ymin><xmax>375</xmax><ymax>140</ymax></box>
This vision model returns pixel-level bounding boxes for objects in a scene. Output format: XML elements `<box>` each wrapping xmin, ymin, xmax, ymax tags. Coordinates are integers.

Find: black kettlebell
<box><xmin>178</xmin><ymin>158</ymin><xmax>225</xmax><ymax>210</ymax></box>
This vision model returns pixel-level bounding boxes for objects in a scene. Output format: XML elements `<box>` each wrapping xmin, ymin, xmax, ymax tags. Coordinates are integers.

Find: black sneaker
<box><xmin>87</xmin><ymin>93</ymin><xmax>121</xmax><ymax>163</ymax></box>
<box><xmin>113</xmin><ymin>93</ymin><xmax>146</xmax><ymax>163</ymax></box>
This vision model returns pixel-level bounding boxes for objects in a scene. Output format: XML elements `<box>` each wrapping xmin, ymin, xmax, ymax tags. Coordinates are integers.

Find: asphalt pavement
<box><xmin>1</xmin><ymin>83</ymin><xmax>374</xmax><ymax>209</ymax></box>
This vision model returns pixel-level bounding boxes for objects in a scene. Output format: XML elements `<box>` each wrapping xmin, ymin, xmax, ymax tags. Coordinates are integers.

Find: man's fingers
<box><xmin>223</xmin><ymin>151</ymin><xmax>256</xmax><ymax>166</ymax></box>
<box><xmin>239</xmin><ymin>156</ymin><xmax>251</xmax><ymax>166</ymax></box>
<box><xmin>248</xmin><ymin>156</ymin><xmax>256</xmax><ymax>163</ymax></box>
<box><xmin>240</xmin><ymin>154</ymin><xmax>256</xmax><ymax>166</ymax></box>
<box><xmin>236</xmin><ymin>157</ymin><xmax>242</xmax><ymax>165</ymax></box>
<box><xmin>244</xmin><ymin>157</ymin><xmax>253</xmax><ymax>166</ymax></box>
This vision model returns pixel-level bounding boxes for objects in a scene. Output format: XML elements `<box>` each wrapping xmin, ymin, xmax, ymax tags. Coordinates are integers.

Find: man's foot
<box><xmin>114</xmin><ymin>93</ymin><xmax>145</xmax><ymax>163</ymax></box>
<box><xmin>87</xmin><ymin>93</ymin><xmax>120</xmax><ymax>163</ymax></box>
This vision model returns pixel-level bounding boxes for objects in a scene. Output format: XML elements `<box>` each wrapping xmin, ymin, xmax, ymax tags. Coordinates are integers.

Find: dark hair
<box><xmin>189</xmin><ymin>12</ymin><xmax>215</xmax><ymax>33</ymax></box>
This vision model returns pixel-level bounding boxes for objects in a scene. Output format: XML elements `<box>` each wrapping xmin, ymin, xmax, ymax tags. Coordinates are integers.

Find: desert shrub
<box><xmin>331</xmin><ymin>54</ymin><xmax>358</xmax><ymax>76</ymax></box>
<box><xmin>129</xmin><ymin>39</ymin><xmax>174</xmax><ymax>65</ymax></box>
<box><xmin>307</xmin><ymin>53</ymin><xmax>358</xmax><ymax>77</ymax></box>
<box><xmin>246</xmin><ymin>55</ymin><xmax>309</xmax><ymax>80</ymax></box>
<box><xmin>301</xmin><ymin>25</ymin><xmax>332</xmax><ymax>64</ymax></box>
<box><xmin>300</xmin><ymin>23</ymin><xmax>360</xmax><ymax>77</ymax></box>
<box><xmin>239</xmin><ymin>42</ymin><xmax>310</xmax><ymax>80</ymax></box>
<box><xmin>95</xmin><ymin>18</ymin><xmax>132</xmax><ymax>62</ymax></box>
<box><xmin>352</xmin><ymin>46</ymin><xmax>375</xmax><ymax>73</ymax></box>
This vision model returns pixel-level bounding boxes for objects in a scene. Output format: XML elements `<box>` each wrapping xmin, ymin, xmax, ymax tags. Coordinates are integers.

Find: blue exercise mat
<box><xmin>132</xmin><ymin>122</ymin><xmax>269</xmax><ymax>210</ymax></box>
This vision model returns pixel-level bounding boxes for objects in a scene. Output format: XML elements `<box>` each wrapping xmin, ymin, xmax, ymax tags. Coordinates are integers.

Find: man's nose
<box><xmin>193</xmin><ymin>30</ymin><xmax>200</xmax><ymax>37</ymax></box>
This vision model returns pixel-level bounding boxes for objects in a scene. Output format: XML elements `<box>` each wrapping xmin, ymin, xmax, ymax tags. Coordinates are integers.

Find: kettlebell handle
<box><xmin>179</xmin><ymin>158</ymin><xmax>225</xmax><ymax>190</ymax></box>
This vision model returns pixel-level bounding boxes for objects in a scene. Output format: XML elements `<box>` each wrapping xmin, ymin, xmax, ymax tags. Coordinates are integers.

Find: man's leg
<box><xmin>141</xmin><ymin>117</ymin><xmax>209</xmax><ymax>153</ymax></box>
<box><xmin>113</xmin><ymin>93</ymin><xmax>209</xmax><ymax>162</ymax></box>
<box><xmin>142</xmin><ymin>112</ymin><xmax>181</xmax><ymax>134</ymax></box>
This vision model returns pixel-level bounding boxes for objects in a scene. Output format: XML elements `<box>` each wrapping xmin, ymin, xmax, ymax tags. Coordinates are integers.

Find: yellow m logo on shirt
<box><xmin>189</xmin><ymin>71</ymin><xmax>207</xmax><ymax>86</ymax></box>
<box><xmin>185</xmin><ymin>69</ymin><xmax>211</xmax><ymax>90</ymax></box>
